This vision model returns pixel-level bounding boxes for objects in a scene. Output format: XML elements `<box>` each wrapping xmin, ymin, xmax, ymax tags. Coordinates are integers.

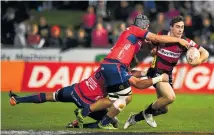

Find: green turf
<box><xmin>1</xmin><ymin>92</ymin><xmax>214</xmax><ymax>133</ymax></box>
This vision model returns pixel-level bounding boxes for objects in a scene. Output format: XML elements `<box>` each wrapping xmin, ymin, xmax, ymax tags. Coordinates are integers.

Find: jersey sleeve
<box><xmin>186</xmin><ymin>38</ymin><xmax>200</xmax><ymax>49</ymax></box>
<box><xmin>134</xmin><ymin>28</ymin><xmax>149</xmax><ymax>39</ymax></box>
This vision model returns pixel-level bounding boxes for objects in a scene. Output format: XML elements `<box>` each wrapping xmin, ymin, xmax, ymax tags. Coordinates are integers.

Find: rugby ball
<box><xmin>186</xmin><ymin>47</ymin><xmax>200</xmax><ymax>63</ymax></box>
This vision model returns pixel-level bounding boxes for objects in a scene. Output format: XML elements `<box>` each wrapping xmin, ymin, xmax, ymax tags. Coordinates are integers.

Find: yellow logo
<box><xmin>119</xmin><ymin>104</ymin><xmax>125</xmax><ymax>109</ymax></box>
<box><xmin>151</xmin><ymin>55</ymin><xmax>157</xmax><ymax>68</ymax></box>
<box><xmin>119</xmin><ymin>85</ymin><xmax>124</xmax><ymax>90</ymax></box>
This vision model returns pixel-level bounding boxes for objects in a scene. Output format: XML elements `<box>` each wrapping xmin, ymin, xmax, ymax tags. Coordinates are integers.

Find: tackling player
<box><xmin>9</xmin><ymin>57</ymin><xmax>169</xmax><ymax>129</ymax></box>
<box><xmin>74</xmin><ymin>14</ymin><xmax>191</xmax><ymax>129</ymax></box>
<box><xmin>124</xmin><ymin>15</ymin><xmax>209</xmax><ymax>129</ymax></box>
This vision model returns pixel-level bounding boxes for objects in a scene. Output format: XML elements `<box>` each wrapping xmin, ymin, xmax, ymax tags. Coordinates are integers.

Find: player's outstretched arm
<box><xmin>145</xmin><ymin>32</ymin><xmax>189</xmax><ymax>48</ymax></box>
<box><xmin>189</xmin><ymin>46</ymin><xmax>209</xmax><ymax>66</ymax></box>
<box><xmin>128</xmin><ymin>73</ymin><xmax>169</xmax><ymax>89</ymax></box>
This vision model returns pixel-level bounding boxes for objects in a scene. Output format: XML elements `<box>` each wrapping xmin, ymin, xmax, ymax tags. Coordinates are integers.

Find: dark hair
<box><xmin>170</xmin><ymin>15</ymin><xmax>184</xmax><ymax>26</ymax></box>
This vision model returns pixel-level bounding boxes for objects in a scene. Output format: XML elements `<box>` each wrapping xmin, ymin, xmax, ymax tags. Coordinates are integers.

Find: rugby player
<box><xmin>124</xmin><ymin>15</ymin><xmax>209</xmax><ymax>129</ymax></box>
<box><xmin>74</xmin><ymin>14</ymin><xmax>191</xmax><ymax>129</ymax></box>
<box><xmin>9</xmin><ymin>57</ymin><xmax>169</xmax><ymax>129</ymax></box>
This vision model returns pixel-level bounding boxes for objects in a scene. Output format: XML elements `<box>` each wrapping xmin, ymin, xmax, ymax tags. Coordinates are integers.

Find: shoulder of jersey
<box><xmin>157</xmin><ymin>30</ymin><xmax>168</xmax><ymax>35</ymax></box>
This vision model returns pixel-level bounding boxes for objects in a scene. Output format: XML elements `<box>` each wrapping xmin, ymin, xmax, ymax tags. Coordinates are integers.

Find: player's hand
<box><xmin>161</xmin><ymin>73</ymin><xmax>169</xmax><ymax>82</ymax></box>
<box><xmin>179</xmin><ymin>39</ymin><xmax>190</xmax><ymax>49</ymax></box>
<box><xmin>131</xmin><ymin>70</ymin><xmax>142</xmax><ymax>78</ymax></box>
<box><xmin>188</xmin><ymin>57</ymin><xmax>202</xmax><ymax>67</ymax></box>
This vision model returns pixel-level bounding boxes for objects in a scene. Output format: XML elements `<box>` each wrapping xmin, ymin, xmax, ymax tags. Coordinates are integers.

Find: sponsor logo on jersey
<box><xmin>158</xmin><ymin>49</ymin><xmax>181</xmax><ymax>58</ymax></box>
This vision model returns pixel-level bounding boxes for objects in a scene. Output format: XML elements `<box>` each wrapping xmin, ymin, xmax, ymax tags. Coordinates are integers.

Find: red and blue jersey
<box><xmin>105</xmin><ymin>25</ymin><xmax>148</xmax><ymax>67</ymax></box>
<box><xmin>151</xmin><ymin>30</ymin><xmax>200</xmax><ymax>71</ymax></box>
<box><xmin>74</xmin><ymin>67</ymin><xmax>107</xmax><ymax>104</ymax></box>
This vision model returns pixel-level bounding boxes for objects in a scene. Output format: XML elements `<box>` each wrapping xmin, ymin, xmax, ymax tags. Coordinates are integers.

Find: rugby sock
<box><xmin>134</xmin><ymin>111</ymin><xmax>145</xmax><ymax>122</ymax></box>
<box><xmin>145</xmin><ymin>103</ymin><xmax>157</xmax><ymax>115</ymax></box>
<box><xmin>153</xmin><ymin>108</ymin><xmax>168</xmax><ymax>116</ymax></box>
<box><xmin>15</xmin><ymin>93</ymin><xmax>47</xmax><ymax>103</ymax></box>
<box><xmin>81</xmin><ymin>105</ymin><xmax>91</xmax><ymax>117</ymax></box>
<box><xmin>111</xmin><ymin>117</ymin><xmax>118</xmax><ymax>128</ymax></box>
<box><xmin>100</xmin><ymin>115</ymin><xmax>112</xmax><ymax>126</ymax></box>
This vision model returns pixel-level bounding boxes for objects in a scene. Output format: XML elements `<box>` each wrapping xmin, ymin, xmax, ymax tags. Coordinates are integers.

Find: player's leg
<box><xmin>126</xmin><ymin>69</ymin><xmax>173</xmax><ymax>128</ymax></box>
<box><xmin>68</xmin><ymin>109</ymin><xmax>119</xmax><ymax>129</ymax></box>
<box><xmin>74</xmin><ymin>97</ymin><xmax>113</xmax><ymax>125</ymax></box>
<box><xmin>142</xmin><ymin>82</ymin><xmax>175</xmax><ymax>127</ymax></box>
<box><xmin>74</xmin><ymin>96</ymin><xmax>117</xmax><ymax>129</ymax></box>
<box><xmin>150</xmin><ymin>82</ymin><xmax>175</xmax><ymax>109</ymax></box>
<box><xmin>72</xmin><ymin>96</ymin><xmax>118</xmax><ymax>129</ymax></box>
<box><xmin>8</xmin><ymin>91</ymin><xmax>54</xmax><ymax>106</ymax></box>
<box><xmin>97</xmin><ymin>84</ymin><xmax>132</xmax><ymax>129</ymax></box>
<box><xmin>9</xmin><ymin>84</ymin><xmax>81</xmax><ymax>106</ymax></box>
<box><xmin>124</xmin><ymin>73</ymin><xmax>169</xmax><ymax>129</ymax></box>
<box><xmin>86</xmin><ymin>98</ymin><xmax>113</xmax><ymax>113</ymax></box>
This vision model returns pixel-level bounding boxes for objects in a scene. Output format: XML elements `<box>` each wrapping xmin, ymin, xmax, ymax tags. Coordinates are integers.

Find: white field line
<box><xmin>1</xmin><ymin>130</ymin><xmax>92</xmax><ymax>135</ymax></box>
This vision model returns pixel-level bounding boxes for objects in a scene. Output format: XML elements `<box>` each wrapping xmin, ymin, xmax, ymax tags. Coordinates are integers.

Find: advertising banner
<box><xmin>1</xmin><ymin>61</ymin><xmax>25</xmax><ymax>92</ymax></box>
<box><xmin>1</xmin><ymin>61</ymin><xmax>213</xmax><ymax>94</ymax></box>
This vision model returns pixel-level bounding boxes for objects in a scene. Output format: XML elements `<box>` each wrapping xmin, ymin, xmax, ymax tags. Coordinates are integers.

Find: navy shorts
<box><xmin>55</xmin><ymin>84</ymin><xmax>107</xmax><ymax>121</ymax></box>
<box><xmin>101</xmin><ymin>59</ymin><xmax>131</xmax><ymax>87</ymax></box>
<box><xmin>147</xmin><ymin>68</ymin><xmax>173</xmax><ymax>88</ymax></box>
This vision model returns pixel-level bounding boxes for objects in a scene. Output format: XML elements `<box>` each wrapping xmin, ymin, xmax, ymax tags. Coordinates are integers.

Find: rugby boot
<box><xmin>124</xmin><ymin>113</ymin><xmax>137</xmax><ymax>129</ymax></box>
<box><xmin>98</xmin><ymin>122</ymin><xmax>117</xmax><ymax>130</ymax></box>
<box><xmin>74</xmin><ymin>109</ymin><xmax>84</xmax><ymax>128</ymax></box>
<box><xmin>8</xmin><ymin>91</ymin><xmax>19</xmax><ymax>106</ymax></box>
<box><xmin>143</xmin><ymin>111</ymin><xmax>157</xmax><ymax>128</ymax></box>
<box><xmin>66</xmin><ymin>120</ymin><xmax>79</xmax><ymax>128</ymax></box>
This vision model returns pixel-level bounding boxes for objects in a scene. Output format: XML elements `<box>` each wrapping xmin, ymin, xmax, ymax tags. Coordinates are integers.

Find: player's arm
<box><xmin>198</xmin><ymin>46</ymin><xmax>209</xmax><ymax>63</ymax></box>
<box><xmin>131</xmin><ymin>69</ymin><xmax>147</xmax><ymax>78</ymax></box>
<box><xmin>128</xmin><ymin>73</ymin><xmax>169</xmax><ymax>89</ymax></box>
<box><xmin>145</xmin><ymin>32</ymin><xmax>189</xmax><ymax>48</ymax></box>
<box><xmin>189</xmin><ymin>46</ymin><xmax>209</xmax><ymax>66</ymax></box>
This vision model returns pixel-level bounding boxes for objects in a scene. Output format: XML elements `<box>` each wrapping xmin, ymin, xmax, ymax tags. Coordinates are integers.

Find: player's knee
<box><xmin>113</xmin><ymin>85</ymin><xmax>132</xmax><ymax>111</ymax></box>
<box><xmin>53</xmin><ymin>88</ymin><xmax>64</xmax><ymax>102</ymax></box>
<box><xmin>113</xmin><ymin>96</ymin><xmax>127</xmax><ymax>112</ymax></box>
<box><xmin>166</xmin><ymin>95</ymin><xmax>176</xmax><ymax>104</ymax></box>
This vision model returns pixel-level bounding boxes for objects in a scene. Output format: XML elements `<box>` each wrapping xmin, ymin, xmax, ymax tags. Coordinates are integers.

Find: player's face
<box><xmin>170</xmin><ymin>21</ymin><xmax>184</xmax><ymax>38</ymax></box>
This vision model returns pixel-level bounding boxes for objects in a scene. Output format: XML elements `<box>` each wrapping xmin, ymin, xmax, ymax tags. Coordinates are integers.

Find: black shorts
<box><xmin>147</xmin><ymin>68</ymin><xmax>173</xmax><ymax>88</ymax></box>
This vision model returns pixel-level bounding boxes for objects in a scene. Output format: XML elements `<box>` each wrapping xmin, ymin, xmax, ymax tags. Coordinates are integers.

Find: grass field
<box><xmin>1</xmin><ymin>92</ymin><xmax>214</xmax><ymax>134</ymax></box>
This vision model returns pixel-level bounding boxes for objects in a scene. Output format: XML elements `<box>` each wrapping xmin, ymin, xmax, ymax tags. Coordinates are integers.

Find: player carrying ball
<box><xmin>124</xmin><ymin>15</ymin><xmax>209</xmax><ymax>129</ymax></box>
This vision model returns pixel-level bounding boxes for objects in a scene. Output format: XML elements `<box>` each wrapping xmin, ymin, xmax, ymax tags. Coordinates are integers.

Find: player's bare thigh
<box><xmin>156</xmin><ymin>82</ymin><xmax>176</xmax><ymax>103</ymax></box>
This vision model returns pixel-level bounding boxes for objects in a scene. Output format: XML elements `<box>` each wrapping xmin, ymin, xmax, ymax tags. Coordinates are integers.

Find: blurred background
<box><xmin>1</xmin><ymin>1</ymin><xmax>214</xmax><ymax>58</ymax></box>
